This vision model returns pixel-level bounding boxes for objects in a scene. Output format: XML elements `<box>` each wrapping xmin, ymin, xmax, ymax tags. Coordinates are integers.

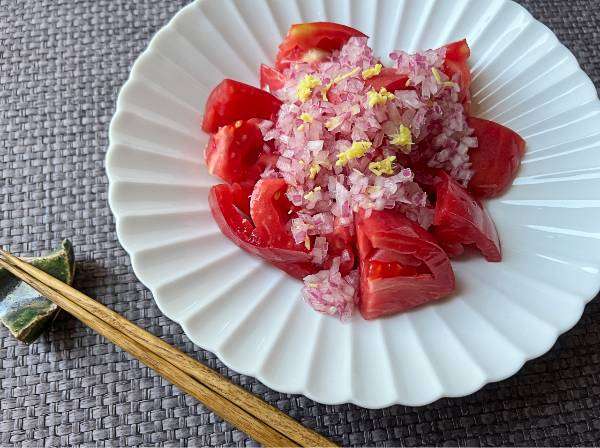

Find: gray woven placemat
<box><xmin>1</xmin><ymin>0</ymin><xmax>599</xmax><ymax>446</ymax></box>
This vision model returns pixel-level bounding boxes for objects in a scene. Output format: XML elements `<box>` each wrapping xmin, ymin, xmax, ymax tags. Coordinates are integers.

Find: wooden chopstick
<box><xmin>0</xmin><ymin>250</ymin><xmax>333</xmax><ymax>447</ymax></box>
<box><xmin>0</xmin><ymin>249</ymin><xmax>336</xmax><ymax>447</ymax></box>
<box><xmin>0</xmin><ymin>257</ymin><xmax>294</xmax><ymax>447</ymax></box>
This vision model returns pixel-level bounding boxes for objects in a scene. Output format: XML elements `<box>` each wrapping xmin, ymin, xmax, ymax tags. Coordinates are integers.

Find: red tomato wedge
<box><xmin>209</xmin><ymin>183</ymin><xmax>317</xmax><ymax>279</ymax></box>
<box><xmin>365</xmin><ymin>67</ymin><xmax>409</xmax><ymax>92</ymax></box>
<box><xmin>444</xmin><ymin>39</ymin><xmax>470</xmax><ymax>62</ymax></box>
<box><xmin>433</xmin><ymin>172</ymin><xmax>501</xmax><ymax>261</ymax></box>
<box><xmin>204</xmin><ymin>120</ymin><xmax>266</xmax><ymax>184</ymax></box>
<box><xmin>443</xmin><ymin>39</ymin><xmax>471</xmax><ymax>108</ymax></box>
<box><xmin>260</xmin><ymin>64</ymin><xmax>286</xmax><ymax>91</ymax></box>
<box><xmin>275</xmin><ymin>22</ymin><xmax>366</xmax><ymax>70</ymax></box>
<box><xmin>202</xmin><ymin>79</ymin><xmax>282</xmax><ymax>133</ymax></box>
<box><xmin>250</xmin><ymin>178</ymin><xmax>293</xmax><ymax>245</ymax></box>
<box><xmin>467</xmin><ymin>117</ymin><xmax>526</xmax><ymax>199</ymax></box>
<box><xmin>356</xmin><ymin>209</ymin><xmax>455</xmax><ymax>320</ymax></box>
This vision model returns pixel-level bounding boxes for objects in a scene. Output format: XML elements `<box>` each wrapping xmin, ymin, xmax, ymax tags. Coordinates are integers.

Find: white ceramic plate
<box><xmin>106</xmin><ymin>0</ymin><xmax>600</xmax><ymax>408</ymax></box>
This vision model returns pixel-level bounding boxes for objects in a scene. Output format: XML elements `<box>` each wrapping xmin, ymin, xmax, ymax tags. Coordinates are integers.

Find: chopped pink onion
<box><xmin>302</xmin><ymin>258</ymin><xmax>359</xmax><ymax>321</ymax></box>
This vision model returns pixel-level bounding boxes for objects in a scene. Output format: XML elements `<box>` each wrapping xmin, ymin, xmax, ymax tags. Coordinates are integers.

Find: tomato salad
<box><xmin>203</xmin><ymin>22</ymin><xmax>525</xmax><ymax>320</ymax></box>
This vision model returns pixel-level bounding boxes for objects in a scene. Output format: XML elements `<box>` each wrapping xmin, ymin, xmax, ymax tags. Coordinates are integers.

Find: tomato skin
<box><xmin>202</xmin><ymin>79</ymin><xmax>282</xmax><ymax>133</ymax></box>
<box><xmin>444</xmin><ymin>39</ymin><xmax>470</xmax><ymax>62</ymax></box>
<box><xmin>433</xmin><ymin>171</ymin><xmax>501</xmax><ymax>261</ymax></box>
<box><xmin>204</xmin><ymin>120</ymin><xmax>266</xmax><ymax>184</ymax></box>
<box><xmin>209</xmin><ymin>183</ymin><xmax>317</xmax><ymax>279</ymax></box>
<box><xmin>275</xmin><ymin>22</ymin><xmax>366</xmax><ymax>70</ymax></box>
<box><xmin>356</xmin><ymin>209</ymin><xmax>455</xmax><ymax>320</ymax></box>
<box><xmin>365</xmin><ymin>68</ymin><xmax>409</xmax><ymax>92</ymax></box>
<box><xmin>467</xmin><ymin>117</ymin><xmax>526</xmax><ymax>199</ymax></box>
<box><xmin>260</xmin><ymin>64</ymin><xmax>286</xmax><ymax>91</ymax></box>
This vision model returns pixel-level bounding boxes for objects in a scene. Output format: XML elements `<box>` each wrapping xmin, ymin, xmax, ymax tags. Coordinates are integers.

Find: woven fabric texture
<box><xmin>1</xmin><ymin>0</ymin><xmax>599</xmax><ymax>446</ymax></box>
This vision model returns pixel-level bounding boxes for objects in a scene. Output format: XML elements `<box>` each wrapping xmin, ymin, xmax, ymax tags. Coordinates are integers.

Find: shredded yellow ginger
<box><xmin>297</xmin><ymin>113</ymin><xmax>314</xmax><ymax>131</ymax></box>
<box><xmin>303</xmin><ymin>186</ymin><xmax>322</xmax><ymax>201</ymax></box>
<box><xmin>362</xmin><ymin>63</ymin><xmax>382</xmax><ymax>80</ymax></box>
<box><xmin>322</xmin><ymin>67</ymin><xmax>361</xmax><ymax>101</ymax></box>
<box><xmin>367</xmin><ymin>87</ymin><xmax>395</xmax><ymax>107</ymax></box>
<box><xmin>336</xmin><ymin>141</ymin><xmax>372</xmax><ymax>167</ymax></box>
<box><xmin>390</xmin><ymin>124</ymin><xmax>413</xmax><ymax>149</ymax></box>
<box><xmin>369</xmin><ymin>156</ymin><xmax>397</xmax><ymax>176</ymax></box>
<box><xmin>431</xmin><ymin>67</ymin><xmax>458</xmax><ymax>88</ymax></box>
<box><xmin>308</xmin><ymin>163</ymin><xmax>321</xmax><ymax>179</ymax></box>
<box><xmin>334</xmin><ymin>67</ymin><xmax>360</xmax><ymax>83</ymax></box>
<box><xmin>297</xmin><ymin>75</ymin><xmax>322</xmax><ymax>102</ymax></box>
<box><xmin>299</xmin><ymin>113</ymin><xmax>313</xmax><ymax>123</ymax></box>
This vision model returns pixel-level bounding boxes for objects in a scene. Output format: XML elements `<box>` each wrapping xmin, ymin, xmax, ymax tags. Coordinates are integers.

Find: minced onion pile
<box><xmin>258</xmin><ymin>37</ymin><xmax>476</xmax><ymax>320</ymax></box>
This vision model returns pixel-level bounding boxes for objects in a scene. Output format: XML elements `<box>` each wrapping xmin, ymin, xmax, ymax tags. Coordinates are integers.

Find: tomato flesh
<box><xmin>356</xmin><ymin>209</ymin><xmax>455</xmax><ymax>320</ymax></box>
<box><xmin>260</xmin><ymin>64</ymin><xmax>286</xmax><ymax>92</ymax></box>
<box><xmin>367</xmin><ymin>261</ymin><xmax>425</xmax><ymax>279</ymax></box>
<box><xmin>250</xmin><ymin>179</ymin><xmax>294</xmax><ymax>245</ymax></box>
<box><xmin>444</xmin><ymin>39</ymin><xmax>470</xmax><ymax>62</ymax></box>
<box><xmin>202</xmin><ymin>79</ymin><xmax>282</xmax><ymax>133</ymax></box>
<box><xmin>275</xmin><ymin>22</ymin><xmax>366</xmax><ymax>70</ymax></box>
<box><xmin>467</xmin><ymin>117</ymin><xmax>526</xmax><ymax>199</ymax></box>
<box><xmin>210</xmin><ymin>183</ymin><xmax>260</xmax><ymax>246</ymax></box>
<box><xmin>433</xmin><ymin>171</ymin><xmax>501</xmax><ymax>261</ymax></box>
<box><xmin>365</xmin><ymin>68</ymin><xmax>409</xmax><ymax>92</ymax></box>
<box><xmin>204</xmin><ymin>120</ymin><xmax>266</xmax><ymax>184</ymax></box>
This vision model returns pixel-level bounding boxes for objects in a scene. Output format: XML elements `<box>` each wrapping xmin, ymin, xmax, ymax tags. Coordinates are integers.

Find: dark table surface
<box><xmin>1</xmin><ymin>0</ymin><xmax>600</xmax><ymax>446</ymax></box>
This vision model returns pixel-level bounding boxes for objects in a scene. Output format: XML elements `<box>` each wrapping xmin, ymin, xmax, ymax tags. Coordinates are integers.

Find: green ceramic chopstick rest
<box><xmin>0</xmin><ymin>240</ymin><xmax>75</xmax><ymax>343</ymax></box>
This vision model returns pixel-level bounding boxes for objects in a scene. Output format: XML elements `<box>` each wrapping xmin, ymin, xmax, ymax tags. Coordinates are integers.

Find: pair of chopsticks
<box><xmin>0</xmin><ymin>249</ymin><xmax>335</xmax><ymax>447</ymax></box>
